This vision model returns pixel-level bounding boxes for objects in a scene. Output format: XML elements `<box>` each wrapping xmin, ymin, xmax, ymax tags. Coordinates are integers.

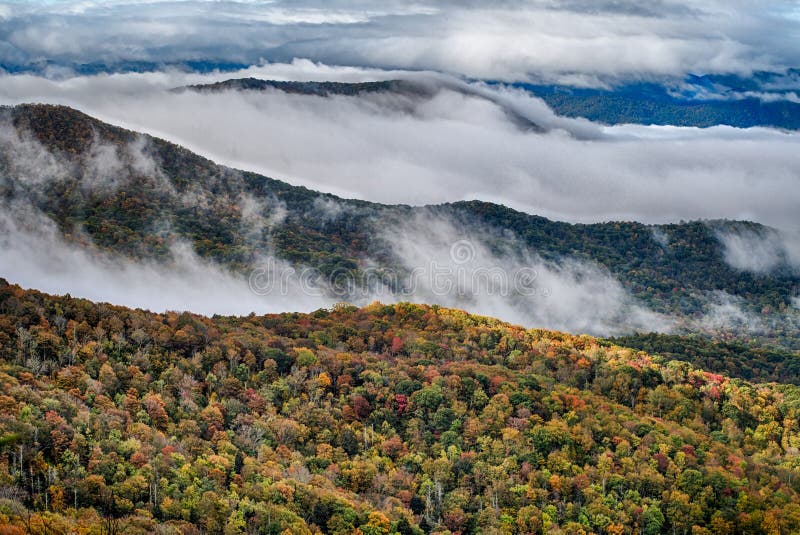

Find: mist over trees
<box><xmin>2</xmin><ymin>104</ymin><xmax>800</xmax><ymax>346</ymax></box>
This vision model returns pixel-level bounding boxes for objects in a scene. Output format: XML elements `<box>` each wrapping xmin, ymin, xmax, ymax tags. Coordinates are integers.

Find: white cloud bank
<box><xmin>1</xmin><ymin>0</ymin><xmax>799</xmax><ymax>83</ymax></box>
<box><xmin>0</xmin><ymin>204</ymin><xmax>336</xmax><ymax>315</ymax></box>
<box><xmin>2</xmin><ymin>63</ymin><xmax>799</xmax><ymax>228</ymax></box>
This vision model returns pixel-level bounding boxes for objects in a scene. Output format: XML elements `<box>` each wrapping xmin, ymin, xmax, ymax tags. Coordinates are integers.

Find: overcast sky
<box><xmin>2</xmin><ymin>1</ymin><xmax>800</xmax><ymax>84</ymax></box>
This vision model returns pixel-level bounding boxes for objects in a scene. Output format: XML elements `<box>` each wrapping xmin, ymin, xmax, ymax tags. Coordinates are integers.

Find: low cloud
<box><xmin>0</xmin><ymin>120</ymin><xmax>71</xmax><ymax>187</ymax></box>
<box><xmin>0</xmin><ymin>202</ymin><xmax>334</xmax><ymax>315</ymax></box>
<box><xmin>83</xmin><ymin>138</ymin><xmax>127</xmax><ymax>193</ymax></box>
<box><xmin>671</xmin><ymin>84</ymin><xmax>800</xmax><ymax>104</ymax></box>
<box><xmin>0</xmin><ymin>114</ymin><xmax>173</xmax><ymax>198</ymax></box>
<box><xmin>372</xmin><ymin>213</ymin><xmax>673</xmax><ymax>335</ymax></box>
<box><xmin>694</xmin><ymin>291</ymin><xmax>764</xmax><ymax>333</ymax></box>
<box><xmin>651</xmin><ymin>227</ymin><xmax>670</xmax><ymax>248</ymax></box>
<box><xmin>311</xmin><ymin>196</ymin><xmax>349</xmax><ymax>225</ymax></box>
<box><xmin>238</xmin><ymin>192</ymin><xmax>287</xmax><ymax>243</ymax></box>
<box><xmin>717</xmin><ymin>227</ymin><xmax>800</xmax><ymax>274</ymax></box>
<box><xmin>0</xmin><ymin>198</ymin><xmax>675</xmax><ymax>336</ymax></box>
<box><xmin>7</xmin><ymin>202</ymin><xmax>794</xmax><ymax>338</ymax></box>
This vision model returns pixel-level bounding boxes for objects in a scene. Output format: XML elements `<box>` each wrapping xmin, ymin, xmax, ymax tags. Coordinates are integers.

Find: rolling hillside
<box><xmin>1</xmin><ymin>280</ymin><xmax>800</xmax><ymax>533</ymax></box>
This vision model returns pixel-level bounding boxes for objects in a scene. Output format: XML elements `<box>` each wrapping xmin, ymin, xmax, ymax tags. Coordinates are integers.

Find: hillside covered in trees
<box><xmin>1</xmin><ymin>280</ymin><xmax>800</xmax><ymax>533</ymax></box>
<box><xmin>2</xmin><ymin>104</ymin><xmax>799</xmax><ymax>343</ymax></box>
<box><xmin>608</xmin><ymin>333</ymin><xmax>800</xmax><ymax>386</ymax></box>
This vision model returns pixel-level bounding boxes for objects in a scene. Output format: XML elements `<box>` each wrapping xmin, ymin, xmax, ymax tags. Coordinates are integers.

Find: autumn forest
<box><xmin>1</xmin><ymin>280</ymin><xmax>799</xmax><ymax>534</ymax></box>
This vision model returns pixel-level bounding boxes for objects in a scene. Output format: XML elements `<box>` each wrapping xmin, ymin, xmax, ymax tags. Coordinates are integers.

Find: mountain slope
<box><xmin>609</xmin><ymin>332</ymin><xmax>800</xmax><ymax>385</ymax></box>
<box><xmin>1</xmin><ymin>280</ymin><xmax>800</xmax><ymax>533</ymax></box>
<box><xmin>2</xmin><ymin>104</ymin><xmax>799</xmax><ymax>342</ymax></box>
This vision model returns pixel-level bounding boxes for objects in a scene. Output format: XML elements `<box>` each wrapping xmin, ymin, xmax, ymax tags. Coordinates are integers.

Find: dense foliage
<box><xmin>609</xmin><ymin>333</ymin><xmax>800</xmax><ymax>385</ymax></box>
<box><xmin>1</xmin><ymin>280</ymin><xmax>800</xmax><ymax>533</ymax></box>
<box><xmin>447</xmin><ymin>203</ymin><xmax>800</xmax><ymax>318</ymax></box>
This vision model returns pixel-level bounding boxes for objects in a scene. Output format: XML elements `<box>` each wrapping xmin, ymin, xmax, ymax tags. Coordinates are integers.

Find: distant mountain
<box><xmin>515</xmin><ymin>76</ymin><xmax>800</xmax><ymax>129</ymax></box>
<box><xmin>178</xmin><ymin>77</ymin><xmax>546</xmax><ymax>132</ymax></box>
<box><xmin>181</xmin><ymin>75</ymin><xmax>800</xmax><ymax>131</ymax></box>
<box><xmin>179</xmin><ymin>78</ymin><xmax>422</xmax><ymax>97</ymax></box>
<box><xmin>2</xmin><ymin>104</ymin><xmax>799</xmax><ymax>345</ymax></box>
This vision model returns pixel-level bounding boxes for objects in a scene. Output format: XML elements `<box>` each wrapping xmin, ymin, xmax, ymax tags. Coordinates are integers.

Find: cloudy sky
<box><xmin>2</xmin><ymin>0</ymin><xmax>800</xmax><ymax>84</ymax></box>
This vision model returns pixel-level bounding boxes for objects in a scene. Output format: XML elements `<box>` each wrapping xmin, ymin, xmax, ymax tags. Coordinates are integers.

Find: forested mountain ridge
<box><xmin>180</xmin><ymin>76</ymin><xmax>800</xmax><ymax>131</ymax></box>
<box><xmin>518</xmin><ymin>84</ymin><xmax>800</xmax><ymax>130</ymax></box>
<box><xmin>179</xmin><ymin>78</ymin><xmax>418</xmax><ymax>97</ymax></box>
<box><xmin>177</xmin><ymin>78</ymin><xmax>545</xmax><ymax>132</ymax></box>
<box><xmin>3</xmin><ymin>103</ymin><xmax>799</xmax><ymax>333</ymax></box>
<box><xmin>1</xmin><ymin>280</ymin><xmax>800</xmax><ymax>533</ymax></box>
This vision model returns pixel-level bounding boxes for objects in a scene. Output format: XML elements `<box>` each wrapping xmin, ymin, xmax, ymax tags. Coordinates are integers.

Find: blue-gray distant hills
<box><xmin>518</xmin><ymin>82</ymin><xmax>800</xmax><ymax>130</ymax></box>
<box><xmin>181</xmin><ymin>74</ymin><xmax>800</xmax><ymax>130</ymax></box>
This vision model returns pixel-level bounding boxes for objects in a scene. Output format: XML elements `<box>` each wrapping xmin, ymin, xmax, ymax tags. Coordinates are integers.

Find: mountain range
<box><xmin>515</xmin><ymin>72</ymin><xmax>800</xmax><ymax>130</ymax></box>
<box><xmin>3</xmin><ymin>1</ymin><xmax>800</xmax><ymax>533</ymax></box>
<box><xmin>0</xmin><ymin>103</ymin><xmax>800</xmax><ymax>348</ymax></box>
